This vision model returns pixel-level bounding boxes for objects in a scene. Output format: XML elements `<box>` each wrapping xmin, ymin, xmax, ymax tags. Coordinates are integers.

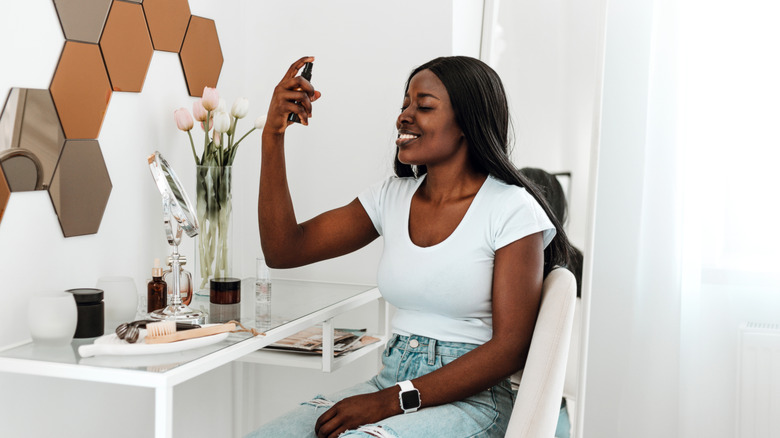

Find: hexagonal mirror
<box><xmin>48</xmin><ymin>139</ymin><xmax>112</xmax><ymax>237</ymax></box>
<box><xmin>53</xmin><ymin>0</ymin><xmax>113</xmax><ymax>44</ymax></box>
<box><xmin>0</xmin><ymin>88</ymin><xmax>66</xmax><ymax>192</ymax></box>
<box><xmin>100</xmin><ymin>0</ymin><xmax>154</xmax><ymax>92</ymax></box>
<box><xmin>50</xmin><ymin>41</ymin><xmax>113</xmax><ymax>140</ymax></box>
<box><xmin>144</xmin><ymin>0</ymin><xmax>191</xmax><ymax>52</ymax></box>
<box><xmin>0</xmin><ymin>167</ymin><xmax>9</xmax><ymax>223</ymax></box>
<box><xmin>180</xmin><ymin>16</ymin><xmax>223</xmax><ymax>97</ymax></box>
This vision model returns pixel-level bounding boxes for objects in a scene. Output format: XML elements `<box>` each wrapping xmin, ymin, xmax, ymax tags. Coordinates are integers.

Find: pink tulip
<box><xmin>201</xmin><ymin>87</ymin><xmax>219</xmax><ymax>111</ymax></box>
<box><xmin>173</xmin><ymin>108</ymin><xmax>194</xmax><ymax>131</ymax></box>
<box><xmin>192</xmin><ymin>100</ymin><xmax>208</xmax><ymax>122</ymax></box>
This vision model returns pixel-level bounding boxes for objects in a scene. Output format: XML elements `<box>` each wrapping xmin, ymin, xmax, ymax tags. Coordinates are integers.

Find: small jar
<box><xmin>209</xmin><ymin>277</ymin><xmax>241</xmax><ymax>304</ymax></box>
<box><xmin>66</xmin><ymin>288</ymin><xmax>104</xmax><ymax>338</ymax></box>
<box><xmin>210</xmin><ymin>278</ymin><xmax>240</xmax><ymax>323</ymax></box>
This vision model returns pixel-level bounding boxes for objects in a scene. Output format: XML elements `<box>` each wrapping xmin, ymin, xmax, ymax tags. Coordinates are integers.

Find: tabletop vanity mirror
<box><xmin>147</xmin><ymin>151</ymin><xmax>203</xmax><ymax>324</ymax></box>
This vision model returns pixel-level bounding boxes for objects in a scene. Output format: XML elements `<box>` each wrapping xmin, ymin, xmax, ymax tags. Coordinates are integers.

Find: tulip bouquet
<box><xmin>174</xmin><ymin>86</ymin><xmax>265</xmax><ymax>290</ymax></box>
<box><xmin>174</xmin><ymin>86</ymin><xmax>265</xmax><ymax>167</ymax></box>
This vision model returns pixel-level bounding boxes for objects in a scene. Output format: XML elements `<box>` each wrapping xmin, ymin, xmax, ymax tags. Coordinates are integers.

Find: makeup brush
<box><xmin>116</xmin><ymin>320</ymin><xmax>201</xmax><ymax>343</ymax></box>
<box><xmin>144</xmin><ymin>321</ymin><xmax>235</xmax><ymax>344</ymax></box>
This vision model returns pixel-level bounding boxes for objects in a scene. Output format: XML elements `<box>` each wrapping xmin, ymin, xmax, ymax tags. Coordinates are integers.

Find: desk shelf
<box><xmin>240</xmin><ymin>335</ymin><xmax>387</xmax><ymax>372</ymax></box>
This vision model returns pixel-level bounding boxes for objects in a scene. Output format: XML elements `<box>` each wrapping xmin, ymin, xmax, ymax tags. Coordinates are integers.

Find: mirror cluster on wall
<box><xmin>0</xmin><ymin>0</ymin><xmax>223</xmax><ymax>236</ymax></box>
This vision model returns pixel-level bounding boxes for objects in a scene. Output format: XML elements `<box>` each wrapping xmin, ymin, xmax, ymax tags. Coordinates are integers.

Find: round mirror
<box><xmin>147</xmin><ymin>151</ymin><xmax>198</xmax><ymax>238</ymax></box>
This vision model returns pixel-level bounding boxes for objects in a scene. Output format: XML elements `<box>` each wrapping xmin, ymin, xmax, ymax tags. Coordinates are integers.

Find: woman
<box><xmin>251</xmin><ymin>56</ymin><xmax>573</xmax><ymax>438</ymax></box>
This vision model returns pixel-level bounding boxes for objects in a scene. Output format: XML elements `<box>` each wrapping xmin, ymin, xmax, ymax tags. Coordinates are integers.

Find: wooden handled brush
<box><xmin>144</xmin><ymin>321</ymin><xmax>236</xmax><ymax>344</ymax></box>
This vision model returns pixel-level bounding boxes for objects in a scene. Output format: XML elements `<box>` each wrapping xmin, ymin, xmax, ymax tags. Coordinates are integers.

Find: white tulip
<box><xmin>230</xmin><ymin>97</ymin><xmax>249</xmax><ymax>119</ymax></box>
<box><xmin>213</xmin><ymin>111</ymin><xmax>231</xmax><ymax>134</ymax></box>
<box><xmin>217</xmin><ymin>98</ymin><xmax>227</xmax><ymax>114</ymax></box>
<box><xmin>254</xmin><ymin>115</ymin><xmax>267</xmax><ymax>130</ymax></box>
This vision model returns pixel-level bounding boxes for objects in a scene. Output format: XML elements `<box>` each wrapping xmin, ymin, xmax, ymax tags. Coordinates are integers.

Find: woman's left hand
<box><xmin>314</xmin><ymin>390</ymin><xmax>399</xmax><ymax>438</ymax></box>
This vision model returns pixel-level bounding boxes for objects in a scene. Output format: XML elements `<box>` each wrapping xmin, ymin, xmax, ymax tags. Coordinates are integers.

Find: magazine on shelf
<box><xmin>266</xmin><ymin>326</ymin><xmax>380</xmax><ymax>356</ymax></box>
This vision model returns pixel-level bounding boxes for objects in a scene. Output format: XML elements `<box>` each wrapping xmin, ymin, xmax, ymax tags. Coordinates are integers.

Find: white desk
<box><xmin>0</xmin><ymin>279</ymin><xmax>388</xmax><ymax>438</ymax></box>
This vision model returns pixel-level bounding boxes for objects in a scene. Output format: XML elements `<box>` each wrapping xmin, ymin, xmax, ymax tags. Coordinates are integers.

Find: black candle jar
<box><xmin>67</xmin><ymin>288</ymin><xmax>104</xmax><ymax>338</ymax></box>
<box><xmin>209</xmin><ymin>278</ymin><xmax>240</xmax><ymax>324</ymax></box>
<box><xmin>210</xmin><ymin>277</ymin><xmax>241</xmax><ymax>304</ymax></box>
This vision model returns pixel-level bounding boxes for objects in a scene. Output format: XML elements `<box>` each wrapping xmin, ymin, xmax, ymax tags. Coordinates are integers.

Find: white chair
<box><xmin>505</xmin><ymin>268</ymin><xmax>577</xmax><ymax>438</ymax></box>
<box><xmin>561</xmin><ymin>296</ymin><xmax>582</xmax><ymax>437</ymax></box>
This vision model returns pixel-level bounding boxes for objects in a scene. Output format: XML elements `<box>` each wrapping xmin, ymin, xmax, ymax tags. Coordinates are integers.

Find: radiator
<box><xmin>736</xmin><ymin>322</ymin><xmax>780</xmax><ymax>438</ymax></box>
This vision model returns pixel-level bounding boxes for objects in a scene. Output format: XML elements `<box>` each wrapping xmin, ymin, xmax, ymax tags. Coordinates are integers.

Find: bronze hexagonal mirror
<box><xmin>0</xmin><ymin>167</ymin><xmax>9</xmax><ymax>223</ymax></box>
<box><xmin>53</xmin><ymin>0</ymin><xmax>113</xmax><ymax>44</ymax></box>
<box><xmin>100</xmin><ymin>0</ymin><xmax>154</xmax><ymax>92</ymax></box>
<box><xmin>48</xmin><ymin>139</ymin><xmax>112</xmax><ymax>237</ymax></box>
<box><xmin>0</xmin><ymin>88</ymin><xmax>66</xmax><ymax>192</ymax></box>
<box><xmin>144</xmin><ymin>0</ymin><xmax>191</xmax><ymax>52</ymax></box>
<box><xmin>179</xmin><ymin>16</ymin><xmax>223</xmax><ymax>97</ymax></box>
<box><xmin>50</xmin><ymin>41</ymin><xmax>113</xmax><ymax>140</ymax></box>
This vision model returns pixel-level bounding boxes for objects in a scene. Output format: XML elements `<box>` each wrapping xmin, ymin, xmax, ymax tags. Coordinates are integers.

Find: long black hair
<box><xmin>521</xmin><ymin>168</ymin><xmax>584</xmax><ymax>296</ymax></box>
<box><xmin>394</xmin><ymin>56</ymin><xmax>573</xmax><ymax>277</ymax></box>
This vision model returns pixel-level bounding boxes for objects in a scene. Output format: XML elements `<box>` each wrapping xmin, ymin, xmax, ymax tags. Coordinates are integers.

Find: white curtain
<box><xmin>584</xmin><ymin>0</ymin><xmax>681</xmax><ymax>435</ymax></box>
<box><xmin>585</xmin><ymin>0</ymin><xmax>780</xmax><ymax>436</ymax></box>
<box><xmin>677</xmin><ymin>0</ymin><xmax>780</xmax><ymax>436</ymax></box>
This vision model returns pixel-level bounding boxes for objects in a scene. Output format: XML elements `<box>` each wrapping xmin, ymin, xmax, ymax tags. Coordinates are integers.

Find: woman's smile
<box><xmin>396</xmin><ymin>131</ymin><xmax>420</xmax><ymax>147</ymax></box>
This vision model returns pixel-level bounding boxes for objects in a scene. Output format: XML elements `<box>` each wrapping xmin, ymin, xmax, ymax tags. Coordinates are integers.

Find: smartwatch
<box><xmin>397</xmin><ymin>380</ymin><xmax>421</xmax><ymax>413</ymax></box>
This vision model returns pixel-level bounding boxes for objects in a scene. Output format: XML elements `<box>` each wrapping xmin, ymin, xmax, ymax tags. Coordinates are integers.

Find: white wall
<box><xmin>0</xmin><ymin>1</ymin><xmax>459</xmax><ymax>436</ymax></box>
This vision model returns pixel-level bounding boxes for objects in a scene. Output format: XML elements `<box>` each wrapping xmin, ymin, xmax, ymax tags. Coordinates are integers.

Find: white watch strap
<box><xmin>398</xmin><ymin>380</ymin><xmax>420</xmax><ymax>413</ymax></box>
<box><xmin>398</xmin><ymin>380</ymin><xmax>415</xmax><ymax>392</ymax></box>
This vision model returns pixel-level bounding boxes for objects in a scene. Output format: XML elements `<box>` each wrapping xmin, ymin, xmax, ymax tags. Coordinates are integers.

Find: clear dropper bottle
<box><xmin>255</xmin><ymin>258</ymin><xmax>272</xmax><ymax>329</ymax></box>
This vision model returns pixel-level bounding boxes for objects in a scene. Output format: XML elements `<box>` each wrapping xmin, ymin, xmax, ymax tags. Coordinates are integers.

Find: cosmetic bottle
<box><xmin>164</xmin><ymin>256</ymin><xmax>193</xmax><ymax>306</ymax></box>
<box><xmin>147</xmin><ymin>258</ymin><xmax>167</xmax><ymax>313</ymax></box>
<box><xmin>255</xmin><ymin>258</ymin><xmax>272</xmax><ymax>329</ymax></box>
<box><xmin>288</xmin><ymin>62</ymin><xmax>314</xmax><ymax>123</ymax></box>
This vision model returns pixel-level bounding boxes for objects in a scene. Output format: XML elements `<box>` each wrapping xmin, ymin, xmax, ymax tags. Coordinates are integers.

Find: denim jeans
<box><xmin>555</xmin><ymin>399</ymin><xmax>570</xmax><ymax>438</ymax></box>
<box><xmin>246</xmin><ymin>334</ymin><xmax>515</xmax><ymax>438</ymax></box>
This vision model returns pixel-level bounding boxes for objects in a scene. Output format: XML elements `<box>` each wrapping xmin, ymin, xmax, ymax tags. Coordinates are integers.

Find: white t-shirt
<box><xmin>358</xmin><ymin>174</ymin><xmax>556</xmax><ymax>345</ymax></box>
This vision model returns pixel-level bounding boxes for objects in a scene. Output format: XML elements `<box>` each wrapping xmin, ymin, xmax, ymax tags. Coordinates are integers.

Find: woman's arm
<box><xmin>259</xmin><ymin>57</ymin><xmax>379</xmax><ymax>268</ymax></box>
<box><xmin>314</xmin><ymin>232</ymin><xmax>545</xmax><ymax>438</ymax></box>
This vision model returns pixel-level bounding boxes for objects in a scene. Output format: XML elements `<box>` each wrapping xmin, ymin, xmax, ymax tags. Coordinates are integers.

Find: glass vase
<box><xmin>195</xmin><ymin>165</ymin><xmax>233</xmax><ymax>293</ymax></box>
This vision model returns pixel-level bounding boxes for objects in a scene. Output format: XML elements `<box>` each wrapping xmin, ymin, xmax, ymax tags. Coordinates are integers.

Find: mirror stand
<box><xmin>149</xmin><ymin>195</ymin><xmax>203</xmax><ymax>324</ymax></box>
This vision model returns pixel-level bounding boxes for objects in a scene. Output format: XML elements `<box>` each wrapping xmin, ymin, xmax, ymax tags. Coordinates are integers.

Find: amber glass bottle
<box><xmin>147</xmin><ymin>258</ymin><xmax>167</xmax><ymax>313</ymax></box>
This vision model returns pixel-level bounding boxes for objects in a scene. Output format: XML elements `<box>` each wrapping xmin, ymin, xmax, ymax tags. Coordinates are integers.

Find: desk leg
<box><xmin>322</xmin><ymin>318</ymin><xmax>334</xmax><ymax>372</ymax></box>
<box><xmin>232</xmin><ymin>360</ymin><xmax>256</xmax><ymax>435</ymax></box>
<box><xmin>155</xmin><ymin>385</ymin><xmax>173</xmax><ymax>438</ymax></box>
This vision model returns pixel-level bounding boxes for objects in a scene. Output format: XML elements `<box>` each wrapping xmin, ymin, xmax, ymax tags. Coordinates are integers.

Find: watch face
<box><xmin>401</xmin><ymin>389</ymin><xmax>421</xmax><ymax>409</ymax></box>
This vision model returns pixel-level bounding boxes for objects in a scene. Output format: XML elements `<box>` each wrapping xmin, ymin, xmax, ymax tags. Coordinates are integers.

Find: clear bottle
<box><xmin>164</xmin><ymin>256</ymin><xmax>193</xmax><ymax>306</ymax></box>
<box><xmin>255</xmin><ymin>258</ymin><xmax>272</xmax><ymax>329</ymax></box>
<box><xmin>147</xmin><ymin>258</ymin><xmax>167</xmax><ymax>313</ymax></box>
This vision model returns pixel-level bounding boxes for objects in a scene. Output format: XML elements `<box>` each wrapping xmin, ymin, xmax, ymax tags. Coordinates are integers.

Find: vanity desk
<box><xmin>0</xmin><ymin>279</ymin><xmax>388</xmax><ymax>438</ymax></box>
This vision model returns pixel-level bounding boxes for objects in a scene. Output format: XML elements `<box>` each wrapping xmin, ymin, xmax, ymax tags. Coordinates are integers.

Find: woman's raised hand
<box><xmin>264</xmin><ymin>56</ymin><xmax>321</xmax><ymax>135</ymax></box>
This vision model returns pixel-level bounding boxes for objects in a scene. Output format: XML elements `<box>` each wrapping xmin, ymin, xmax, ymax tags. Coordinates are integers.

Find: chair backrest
<box><xmin>561</xmin><ymin>296</ymin><xmax>582</xmax><ymax>436</ymax></box>
<box><xmin>505</xmin><ymin>268</ymin><xmax>577</xmax><ymax>438</ymax></box>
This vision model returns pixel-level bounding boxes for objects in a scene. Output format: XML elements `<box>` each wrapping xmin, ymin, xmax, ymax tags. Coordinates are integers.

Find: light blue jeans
<box><xmin>555</xmin><ymin>399</ymin><xmax>570</xmax><ymax>438</ymax></box>
<box><xmin>245</xmin><ymin>334</ymin><xmax>515</xmax><ymax>437</ymax></box>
